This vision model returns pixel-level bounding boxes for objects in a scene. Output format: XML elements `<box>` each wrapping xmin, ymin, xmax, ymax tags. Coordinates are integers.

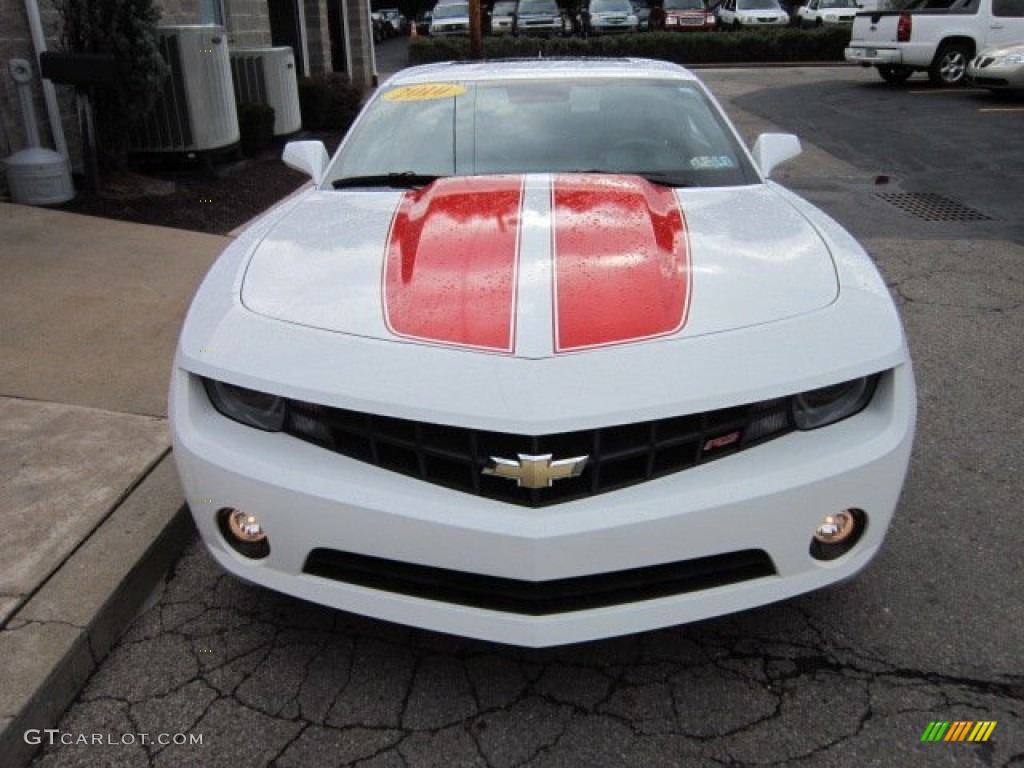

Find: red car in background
<box><xmin>651</xmin><ymin>0</ymin><xmax>717</xmax><ymax>30</ymax></box>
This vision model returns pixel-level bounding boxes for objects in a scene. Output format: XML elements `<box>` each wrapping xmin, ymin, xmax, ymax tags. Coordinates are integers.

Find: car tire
<box><xmin>928</xmin><ymin>42</ymin><xmax>971</xmax><ymax>86</ymax></box>
<box><xmin>877</xmin><ymin>65</ymin><xmax>913</xmax><ymax>84</ymax></box>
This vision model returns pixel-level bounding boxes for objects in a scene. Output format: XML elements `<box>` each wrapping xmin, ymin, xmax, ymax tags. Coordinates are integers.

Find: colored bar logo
<box><xmin>921</xmin><ymin>721</ymin><xmax>997</xmax><ymax>742</ymax></box>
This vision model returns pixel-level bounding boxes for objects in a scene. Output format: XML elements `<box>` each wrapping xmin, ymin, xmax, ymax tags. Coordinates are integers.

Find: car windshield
<box><xmin>738</xmin><ymin>0</ymin><xmax>780</xmax><ymax>8</ymax></box>
<box><xmin>329</xmin><ymin>78</ymin><xmax>758</xmax><ymax>189</ymax></box>
<box><xmin>493</xmin><ymin>1</ymin><xmax>517</xmax><ymax>12</ymax></box>
<box><xmin>433</xmin><ymin>3</ymin><xmax>469</xmax><ymax>17</ymax></box>
<box><xmin>819</xmin><ymin>0</ymin><xmax>857</xmax><ymax>6</ymax></box>
<box><xmin>664</xmin><ymin>0</ymin><xmax>705</xmax><ymax>10</ymax></box>
<box><xmin>590</xmin><ymin>0</ymin><xmax>633</xmax><ymax>10</ymax></box>
<box><xmin>518</xmin><ymin>0</ymin><xmax>559</xmax><ymax>12</ymax></box>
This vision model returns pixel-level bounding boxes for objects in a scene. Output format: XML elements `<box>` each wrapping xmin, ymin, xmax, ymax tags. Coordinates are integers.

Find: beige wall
<box><xmin>304</xmin><ymin>0</ymin><xmax>331</xmax><ymax>74</ymax></box>
<box><xmin>158</xmin><ymin>0</ymin><xmax>275</xmax><ymax>47</ymax></box>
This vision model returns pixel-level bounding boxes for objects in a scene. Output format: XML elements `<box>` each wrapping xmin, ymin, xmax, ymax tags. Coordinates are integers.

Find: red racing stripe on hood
<box><xmin>384</xmin><ymin>176</ymin><xmax>524</xmax><ymax>352</ymax></box>
<box><xmin>552</xmin><ymin>174</ymin><xmax>691</xmax><ymax>352</ymax></box>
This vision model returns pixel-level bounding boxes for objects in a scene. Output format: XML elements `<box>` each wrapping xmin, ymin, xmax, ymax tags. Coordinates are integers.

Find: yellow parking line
<box><xmin>979</xmin><ymin>106</ymin><xmax>1024</xmax><ymax>113</ymax></box>
<box><xmin>908</xmin><ymin>89</ymin><xmax>977</xmax><ymax>94</ymax></box>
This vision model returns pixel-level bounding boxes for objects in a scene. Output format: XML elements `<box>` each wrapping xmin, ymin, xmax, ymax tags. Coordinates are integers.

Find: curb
<box><xmin>0</xmin><ymin>454</ymin><xmax>195</xmax><ymax>768</ymax></box>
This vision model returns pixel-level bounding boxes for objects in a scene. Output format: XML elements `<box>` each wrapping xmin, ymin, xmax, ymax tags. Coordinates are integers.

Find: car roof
<box><xmin>383</xmin><ymin>58</ymin><xmax>700</xmax><ymax>87</ymax></box>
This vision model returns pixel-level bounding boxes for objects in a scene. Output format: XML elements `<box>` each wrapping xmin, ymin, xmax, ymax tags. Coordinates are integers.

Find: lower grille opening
<box><xmin>303</xmin><ymin>548</ymin><xmax>776</xmax><ymax>616</ymax></box>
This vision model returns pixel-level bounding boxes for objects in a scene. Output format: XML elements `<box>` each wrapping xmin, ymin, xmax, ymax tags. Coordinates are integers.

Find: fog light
<box><xmin>810</xmin><ymin>508</ymin><xmax>866</xmax><ymax>561</ymax></box>
<box><xmin>227</xmin><ymin>509</ymin><xmax>265</xmax><ymax>541</ymax></box>
<box><xmin>218</xmin><ymin>507</ymin><xmax>270</xmax><ymax>559</ymax></box>
<box><xmin>813</xmin><ymin>510</ymin><xmax>857</xmax><ymax>544</ymax></box>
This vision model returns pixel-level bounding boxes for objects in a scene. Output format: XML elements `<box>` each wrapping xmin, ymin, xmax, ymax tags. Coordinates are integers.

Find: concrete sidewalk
<box><xmin>0</xmin><ymin>203</ymin><xmax>227</xmax><ymax>767</ymax></box>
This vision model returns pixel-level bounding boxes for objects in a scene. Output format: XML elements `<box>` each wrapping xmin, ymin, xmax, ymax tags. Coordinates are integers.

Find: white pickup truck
<box><xmin>845</xmin><ymin>0</ymin><xmax>1024</xmax><ymax>85</ymax></box>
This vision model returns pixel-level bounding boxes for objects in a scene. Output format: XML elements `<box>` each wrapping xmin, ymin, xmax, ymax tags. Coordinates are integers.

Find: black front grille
<box><xmin>283</xmin><ymin>397</ymin><xmax>793</xmax><ymax>507</ymax></box>
<box><xmin>304</xmin><ymin>548</ymin><xmax>776</xmax><ymax>615</ymax></box>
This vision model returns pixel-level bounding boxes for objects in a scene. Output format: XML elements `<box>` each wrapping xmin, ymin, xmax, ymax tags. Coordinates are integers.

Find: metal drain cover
<box><xmin>875</xmin><ymin>192</ymin><xmax>992</xmax><ymax>222</ymax></box>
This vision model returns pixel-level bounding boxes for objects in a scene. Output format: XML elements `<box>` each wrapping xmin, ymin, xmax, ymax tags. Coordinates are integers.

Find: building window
<box><xmin>200</xmin><ymin>0</ymin><xmax>226</xmax><ymax>25</ymax></box>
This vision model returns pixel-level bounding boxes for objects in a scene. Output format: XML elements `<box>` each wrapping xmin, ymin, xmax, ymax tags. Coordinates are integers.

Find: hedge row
<box><xmin>408</xmin><ymin>28</ymin><xmax>849</xmax><ymax>66</ymax></box>
<box><xmin>297</xmin><ymin>73</ymin><xmax>364</xmax><ymax>131</ymax></box>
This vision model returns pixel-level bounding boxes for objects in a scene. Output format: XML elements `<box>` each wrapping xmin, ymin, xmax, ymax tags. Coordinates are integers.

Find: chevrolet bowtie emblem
<box><xmin>483</xmin><ymin>453</ymin><xmax>589</xmax><ymax>489</ymax></box>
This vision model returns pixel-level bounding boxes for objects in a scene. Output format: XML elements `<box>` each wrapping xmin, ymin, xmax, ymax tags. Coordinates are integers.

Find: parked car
<box><xmin>378</xmin><ymin>8</ymin><xmax>407</xmax><ymax>35</ymax></box>
<box><xmin>370</xmin><ymin>12</ymin><xmax>387</xmax><ymax>42</ymax></box>
<box><xmin>415</xmin><ymin>11</ymin><xmax>433</xmax><ymax>35</ymax></box>
<box><xmin>513</xmin><ymin>0</ymin><xmax>564</xmax><ymax>35</ymax></box>
<box><xmin>967</xmin><ymin>41</ymin><xmax>1024</xmax><ymax>91</ymax></box>
<box><xmin>583</xmin><ymin>0</ymin><xmax>640</xmax><ymax>33</ymax></box>
<box><xmin>429</xmin><ymin>1</ymin><xmax>471</xmax><ymax>35</ymax></box>
<box><xmin>490</xmin><ymin>0</ymin><xmax>518</xmax><ymax>33</ymax></box>
<box><xmin>654</xmin><ymin>0</ymin><xmax>718</xmax><ymax>30</ymax></box>
<box><xmin>632</xmin><ymin>0</ymin><xmax>656</xmax><ymax>28</ymax></box>
<box><xmin>845</xmin><ymin>0</ymin><xmax>1024</xmax><ymax>85</ymax></box>
<box><xmin>563</xmin><ymin>4</ymin><xmax>586</xmax><ymax>34</ymax></box>
<box><xmin>794</xmin><ymin>0</ymin><xmax>859</xmax><ymax>27</ymax></box>
<box><xmin>717</xmin><ymin>0</ymin><xmax>791</xmax><ymax>27</ymax></box>
<box><xmin>172</xmin><ymin>58</ymin><xmax>917</xmax><ymax>647</ymax></box>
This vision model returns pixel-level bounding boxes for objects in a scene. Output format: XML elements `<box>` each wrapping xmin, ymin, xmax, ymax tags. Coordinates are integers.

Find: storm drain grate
<box><xmin>874</xmin><ymin>192</ymin><xmax>992</xmax><ymax>222</ymax></box>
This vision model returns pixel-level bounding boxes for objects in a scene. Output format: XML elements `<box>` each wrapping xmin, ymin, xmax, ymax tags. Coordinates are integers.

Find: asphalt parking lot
<box><xmin>32</xmin><ymin>64</ymin><xmax>1024</xmax><ymax>768</ymax></box>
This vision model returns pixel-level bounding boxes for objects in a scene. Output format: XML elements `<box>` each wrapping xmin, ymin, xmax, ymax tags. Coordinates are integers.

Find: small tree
<box><xmin>54</xmin><ymin>0</ymin><xmax>168</xmax><ymax>167</ymax></box>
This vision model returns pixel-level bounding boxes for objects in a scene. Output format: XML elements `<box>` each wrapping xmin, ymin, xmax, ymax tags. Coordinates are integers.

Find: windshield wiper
<box><xmin>332</xmin><ymin>173</ymin><xmax>445</xmax><ymax>190</ymax></box>
<box><xmin>631</xmin><ymin>172</ymin><xmax>697</xmax><ymax>188</ymax></box>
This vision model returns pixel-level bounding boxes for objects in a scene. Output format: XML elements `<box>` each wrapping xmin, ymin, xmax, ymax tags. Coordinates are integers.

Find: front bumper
<box><xmin>171</xmin><ymin>363</ymin><xmax>915</xmax><ymax>647</ymax></box>
<box><xmin>516</xmin><ymin>19</ymin><xmax>562</xmax><ymax>34</ymax></box>
<box><xmin>736</xmin><ymin>16</ymin><xmax>789</xmax><ymax>25</ymax></box>
<box><xmin>430</xmin><ymin>25</ymin><xmax>470</xmax><ymax>36</ymax></box>
<box><xmin>590</xmin><ymin>20</ymin><xmax>637</xmax><ymax>34</ymax></box>
<box><xmin>967</xmin><ymin>62</ymin><xmax>1024</xmax><ymax>89</ymax></box>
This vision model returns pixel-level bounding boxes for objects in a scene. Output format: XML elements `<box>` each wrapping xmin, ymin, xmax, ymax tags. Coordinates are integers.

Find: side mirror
<box><xmin>282</xmin><ymin>140</ymin><xmax>330</xmax><ymax>186</ymax></box>
<box><xmin>751</xmin><ymin>133</ymin><xmax>802</xmax><ymax>178</ymax></box>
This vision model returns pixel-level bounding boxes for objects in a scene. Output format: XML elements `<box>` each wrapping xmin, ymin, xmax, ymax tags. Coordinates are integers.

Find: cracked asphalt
<box><xmin>31</xmin><ymin>67</ymin><xmax>1024</xmax><ymax>767</ymax></box>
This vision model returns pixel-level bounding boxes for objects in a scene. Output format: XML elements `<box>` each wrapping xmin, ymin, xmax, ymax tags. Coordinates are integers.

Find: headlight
<box><xmin>791</xmin><ymin>375</ymin><xmax>880</xmax><ymax>430</ymax></box>
<box><xmin>203</xmin><ymin>379</ymin><xmax>286</xmax><ymax>431</ymax></box>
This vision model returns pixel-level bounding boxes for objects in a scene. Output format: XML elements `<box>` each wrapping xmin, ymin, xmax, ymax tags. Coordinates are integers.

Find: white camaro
<box><xmin>171</xmin><ymin>59</ymin><xmax>916</xmax><ymax>647</ymax></box>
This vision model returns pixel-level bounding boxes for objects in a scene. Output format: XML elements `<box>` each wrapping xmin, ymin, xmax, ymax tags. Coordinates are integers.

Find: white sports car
<box><xmin>170</xmin><ymin>59</ymin><xmax>916</xmax><ymax>647</ymax></box>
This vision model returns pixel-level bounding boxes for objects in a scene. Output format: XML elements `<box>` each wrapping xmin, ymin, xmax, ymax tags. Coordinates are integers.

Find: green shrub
<box><xmin>408</xmin><ymin>27</ymin><xmax>849</xmax><ymax>66</ymax></box>
<box><xmin>297</xmin><ymin>73</ymin><xmax>364</xmax><ymax>132</ymax></box>
<box><xmin>54</xmin><ymin>0</ymin><xmax>168</xmax><ymax>167</ymax></box>
<box><xmin>237</xmin><ymin>102</ymin><xmax>276</xmax><ymax>156</ymax></box>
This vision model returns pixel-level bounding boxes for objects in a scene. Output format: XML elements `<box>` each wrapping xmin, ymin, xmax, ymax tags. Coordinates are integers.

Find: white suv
<box><xmin>718</xmin><ymin>0</ymin><xmax>791</xmax><ymax>27</ymax></box>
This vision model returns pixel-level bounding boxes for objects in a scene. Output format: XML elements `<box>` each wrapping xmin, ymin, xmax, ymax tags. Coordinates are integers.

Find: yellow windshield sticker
<box><xmin>383</xmin><ymin>83</ymin><xmax>466</xmax><ymax>102</ymax></box>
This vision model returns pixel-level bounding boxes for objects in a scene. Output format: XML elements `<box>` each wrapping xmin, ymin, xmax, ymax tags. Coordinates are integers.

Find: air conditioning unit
<box><xmin>229</xmin><ymin>47</ymin><xmax>302</xmax><ymax>137</ymax></box>
<box><xmin>131</xmin><ymin>25</ymin><xmax>239</xmax><ymax>153</ymax></box>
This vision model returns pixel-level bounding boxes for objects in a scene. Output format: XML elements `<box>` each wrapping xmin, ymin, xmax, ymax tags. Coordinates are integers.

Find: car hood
<box><xmin>241</xmin><ymin>174</ymin><xmax>837</xmax><ymax>358</ymax></box>
<box><xmin>977</xmin><ymin>43</ymin><xmax>1024</xmax><ymax>57</ymax></box>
